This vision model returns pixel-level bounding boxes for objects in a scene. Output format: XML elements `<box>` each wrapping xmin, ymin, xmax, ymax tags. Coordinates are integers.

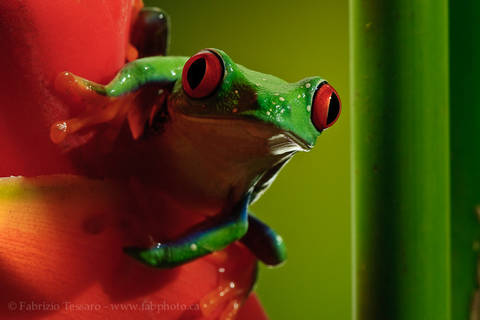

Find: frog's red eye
<box><xmin>182</xmin><ymin>50</ymin><xmax>224</xmax><ymax>99</ymax></box>
<box><xmin>311</xmin><ymin>82</ymin><xmax>341</xmax><ymax>131</ymax></box>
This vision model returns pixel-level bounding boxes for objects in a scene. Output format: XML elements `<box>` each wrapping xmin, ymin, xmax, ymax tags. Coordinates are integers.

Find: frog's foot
<box><xmin>130</xmin><ymin>7</ymin><xmax>170</xmax><ymax>58</ymax></box>
<box><xmin>124</xmin><ymin>193</ymin><xmax>251</xmax><ymax>268</ymax></box>
<box><xmin>240</xmin><ymin>214</ymin><xmax>287</xmax><ymax>267</ymax></box>
<box><xmin>181</xmin><ymin>244</ymin><xmax>258</xmax><ymax>320</ymax></box>
<box><xmin>50</xmin><ymin>71</ymin><xmax>166</xmax><ymax>146</ymax></box>
<box><xmin>199</xmin><ymin>278</ymin><xmax>253</xmax><ymax>320</ymax></box>
<box><xmin>50</xmin><ymin>72</ymin><xmax>127</xmax><ymax>144</ymax></box>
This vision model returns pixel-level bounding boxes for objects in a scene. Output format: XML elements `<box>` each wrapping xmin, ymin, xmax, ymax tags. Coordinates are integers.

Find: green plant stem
<box><xmin>350</xmin><ymin>1</ymin><xmax>450</xmax><ymax>319</ymax></box>
<box><xmin>449</xmin><ymin>1</ymin><xmax>480</xmax><ymax>318</ymax></box>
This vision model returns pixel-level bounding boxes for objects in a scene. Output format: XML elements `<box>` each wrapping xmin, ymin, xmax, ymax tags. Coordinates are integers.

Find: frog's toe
<box><xmin>55</xmin><ymin>71</ymin><xmax>107</xmax><ymax>103</ymax></box>
<box><xmin>193</xmin><ymin>246</ymin><xmax>258</xmax><ymax>319</ymax></box>
<box><xmin>50</xmin><ymin>71</ymin><xmax>114</xmax><ymax>144</ymax></box>
<box><xmin>50</xmin><ymin>81</ymin><xmax>141</xmax><ymax>145</ymax></box>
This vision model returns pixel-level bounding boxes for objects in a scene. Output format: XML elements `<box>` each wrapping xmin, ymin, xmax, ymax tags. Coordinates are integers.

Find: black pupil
<box><xmin>187</xmin><ymin>58</ymin><xmax>206</xmax><ymax>89</ymax></box>
<box><xmin>327</xmin><ymin>93</ymin><xmax>340</xmax><ymax>125</ymax></box>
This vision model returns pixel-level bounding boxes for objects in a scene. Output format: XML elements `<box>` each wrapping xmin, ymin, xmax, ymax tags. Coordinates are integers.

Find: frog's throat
<box><xmin>268</xmin><ymin>131</ymin><xmax>311</xmax><ymax>154</ymax></box>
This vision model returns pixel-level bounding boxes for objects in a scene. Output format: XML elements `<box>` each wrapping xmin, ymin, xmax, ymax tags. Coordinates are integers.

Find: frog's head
<box><xmin>168</xmin><ymin>49</ymin><xmax>340</xmax><ymax>156</ymax></box>
<box><xmin>159</xmin><ymin>49</ymin><xmax>341</xmax><ymax>201</ymax></box>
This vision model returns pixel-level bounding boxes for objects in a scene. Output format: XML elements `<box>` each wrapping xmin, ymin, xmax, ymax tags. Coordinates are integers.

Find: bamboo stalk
<box><xmin>449</xmin><ymin>1</ymin><xmax>480</xmax><ymax>319</ymax></box>
<box><xmin>350</xmin><ymin>1</ymin><xmax>450</xmax><ymax>319</ymax></box>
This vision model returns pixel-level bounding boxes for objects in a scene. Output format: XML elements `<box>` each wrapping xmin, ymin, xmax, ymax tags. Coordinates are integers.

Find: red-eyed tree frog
<box><xmin>49</xmin><ymin>7</ymin><xmax>341</xmax><ymax>269</ymax></box>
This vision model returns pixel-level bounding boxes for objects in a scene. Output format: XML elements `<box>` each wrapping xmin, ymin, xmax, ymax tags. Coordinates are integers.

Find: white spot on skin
<box><xmin>262</xmin><ymin>78</ymin><xmax>267</xmax><ymax>81</ymax></box>
<box><xmin>279</xmin><ymin>97</ymin><xmax>285</xmax><ymax>101</ymax></box>
<box><xmin>218</xmin><ymin>267</ymin><xmax>226</xmax><ymax>273</ymax></box>
<box><xmin>307</xmin><ymin>105</ymin><xmax>311</xmax><ymax>112</ymax></box>
<box><xmin>297</xmin><ymin>94</ymin><xmax>301</xmax><ymax>99</ymax></box>
<box><xmin>229</xmin><ymin>282</ymin><xmax>235</xmax><ymax>288</ymax></box>
<box><xmin>190</xmin><ymin>243</ymin><xmax>198</xmax><ymax>251</ymax></box>
<box><xmin>281</xmin><ymin>109</ymin><xmax>285</xmax><ymax>113</ymax></box>
<box><xmin>305</xmin><ymin>83</ymin><xmax>311</xmax><ymax>88</ymax></box>
<box><xmin>171</xmin><ymin>70</ymin><xmax>177</xmax><ymax>76</ymax></box>
<box><xmin>266</xmin><ymin>111</ymin><xmax>271</xmax><ymax>116</ymax></box>
<box><xmin>233</xmin><ymin>302</ymin><xmax>239</xmax><ymax>309</ymax></box>
<box><xmin>219</xmin><ymin>292</ymin><xmax>225</xmax><ymax>297</ymax></box>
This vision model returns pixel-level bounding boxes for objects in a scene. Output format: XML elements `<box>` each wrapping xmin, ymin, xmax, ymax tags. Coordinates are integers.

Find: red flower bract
<box><xmin>0</xmin><ymin>1</ymin><xmax>266</xmax><ymax>319</ymax></box>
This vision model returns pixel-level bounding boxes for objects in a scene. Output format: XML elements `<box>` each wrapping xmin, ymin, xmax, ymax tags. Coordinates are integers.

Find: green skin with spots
<box><xmin>75</xmin><ymin>48</ymin><xmax>327</xmax><ymax>268</ymax></box>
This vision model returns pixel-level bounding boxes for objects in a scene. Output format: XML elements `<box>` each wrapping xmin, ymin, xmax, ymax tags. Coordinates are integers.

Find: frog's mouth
<box><xmin>267</xmin><ymin>131</ymin><xmax>312</xmax><ymax>155</ymax></box>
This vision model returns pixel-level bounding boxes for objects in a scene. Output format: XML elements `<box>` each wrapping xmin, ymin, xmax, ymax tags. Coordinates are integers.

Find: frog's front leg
<box><xmin>124</xmin><ymin>194</ymin><xmax>251</xmax><ymax>268</ymax></box>
<box><xmin>240</xmin><ymin>214</ymin><xmax>287</xmax><ymax>266</ymax></box>
<box><xmin>50</xmin><ymin>56</ymin><xmax>187</xmax><ymax>145</ymax></box>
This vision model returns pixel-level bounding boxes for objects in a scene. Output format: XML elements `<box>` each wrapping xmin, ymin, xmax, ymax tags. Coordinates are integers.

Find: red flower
<box><xmin>0</xmin><ymin>1</ymin><xmax>267</xmax><ymax>319</ymax></box>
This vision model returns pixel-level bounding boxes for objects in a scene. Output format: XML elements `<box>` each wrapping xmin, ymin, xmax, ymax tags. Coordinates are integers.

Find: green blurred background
<box><xmin>146</xmin><ymin>1</ymin><xmax>350</xmax><ymax>318</ymax></box>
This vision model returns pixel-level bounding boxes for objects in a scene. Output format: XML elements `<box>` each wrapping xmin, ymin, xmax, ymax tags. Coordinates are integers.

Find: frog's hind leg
<box><xmin>125</xmin><ymin>193</ymin><xmax>259</xmax><ymax>319</ymax></box>
<box><xmin>124</xmin><ymin>193</ymin><xmax>251</xmax><ymax>268</ymax></box>
<box><xmin>50</xmin><ymin>72</ymin><xmax>138</xmax><ymax>145</ymax></box>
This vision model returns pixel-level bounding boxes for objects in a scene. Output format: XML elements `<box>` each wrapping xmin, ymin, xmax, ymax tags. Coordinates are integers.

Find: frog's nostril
<box><xmin>187</xmin><ymin>58</ymin><xmax>206</xmax><ymax>89</ymax></box>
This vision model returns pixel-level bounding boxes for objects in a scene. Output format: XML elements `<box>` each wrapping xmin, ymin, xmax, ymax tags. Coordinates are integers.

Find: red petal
<box><xmin>0</xmin><ymin>1</ymin><xmax>264</xmax><ymax>319</ymax></box>
<box><xmin>0</xmin><ymin>0</ymin><xmax>133</xmax><ymax>176</ymax></box>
